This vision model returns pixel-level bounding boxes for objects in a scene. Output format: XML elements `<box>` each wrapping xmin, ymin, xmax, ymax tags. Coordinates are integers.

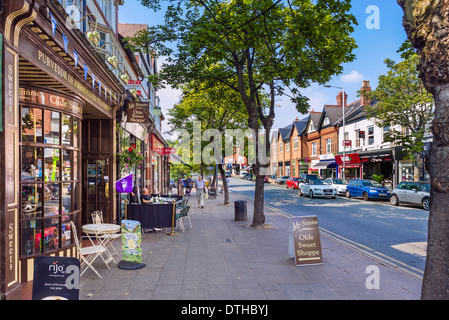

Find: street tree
<box><xmin>168</xmin><ymin>79</ymin><xmax>250</xmax><ymax>204</ymax></box>
<box><xmin>360</xmin><ymin>54</ymin><xmax>434</xmax><ymax>181</ymax></box>
<box><xmin>125</xmin><ymin>0</ymin><xmax>357</xmax><ymax>227</ymax></box>
<box><xmin>397</xmin><ymin>0</ymin><xmax>449</xmax><ymax>299</ymax></box>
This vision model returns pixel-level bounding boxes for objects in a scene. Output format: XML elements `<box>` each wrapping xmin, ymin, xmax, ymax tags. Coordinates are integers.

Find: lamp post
<box><xmin>324</xmin><ymin>85</ymin><xmax>346</xmax><ymax>180</ymax></box>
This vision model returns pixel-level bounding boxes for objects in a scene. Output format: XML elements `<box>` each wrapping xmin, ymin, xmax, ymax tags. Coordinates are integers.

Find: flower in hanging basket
<box><xmin>87</xmin><ymin>31</ymin><xmax>100</xmax><ymax>47</ymax></box>
<box><xmin>120</xmin><ymin>73</ymin><xmax>130</xmax><ymax>83</ymax></box>
<box><xmin>107</xmin><ymin>55</ymin><xmax>119</xmax><ymax>69</ymax></box>
<box><xmin>117</xmin><ymin>145</ymin><xmax>144</xmax><ymax>168</ymax></box>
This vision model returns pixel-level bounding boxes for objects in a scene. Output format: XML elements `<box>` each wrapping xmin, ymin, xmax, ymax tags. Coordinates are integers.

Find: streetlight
<box><xmin>323</xmin><ymin>84</ymin><xmax>346</xmax><ymax>180</ymax></box>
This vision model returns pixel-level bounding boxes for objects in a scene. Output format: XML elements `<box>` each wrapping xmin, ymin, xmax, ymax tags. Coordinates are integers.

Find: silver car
<box><xmin>324</xmin><ymin>178</ymin><xmax>347</xmax><ymax>195</ymax></box>
<box><xmin>390</xmin><ymin>181</ymin><xmax>430</xmax><ymax>210</ymax></box>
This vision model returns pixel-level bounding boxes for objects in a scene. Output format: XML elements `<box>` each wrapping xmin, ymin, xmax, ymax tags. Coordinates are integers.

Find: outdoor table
<box><xmin>127</xmin><ymin>202</ymin><xmax>181</xmax><ymax>230</ymax></box>
<box><xmin>82</xmin><ymin>223</ymin><xmax>121</xmax><ymax>268</ymax></box>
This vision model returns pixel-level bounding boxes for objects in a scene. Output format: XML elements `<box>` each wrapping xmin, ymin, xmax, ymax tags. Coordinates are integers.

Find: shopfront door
<box><xmin>82</xmin><ymin>159</ymin><xmax>109</xmax><ymax>225</ymax></box>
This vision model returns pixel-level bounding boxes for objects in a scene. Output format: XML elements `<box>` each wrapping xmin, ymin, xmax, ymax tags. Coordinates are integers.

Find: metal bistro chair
<box><xmin>91</xmin><ymin>211</ymin><xmax>121</xmax><ymax>258</ymax></box>
<box><xmin>71</xmin><ymin>221</ymin><xmax>106</xmax><ymax>279</ymax></box>
<box><xmin>180</xmin><ymin>198</ymin><xmax>192</xmax><ymax>229</ymax></box>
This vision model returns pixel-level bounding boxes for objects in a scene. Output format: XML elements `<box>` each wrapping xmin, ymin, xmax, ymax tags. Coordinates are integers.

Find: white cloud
<box><xmin>340</xmin><ymin>70</ymin><xmax>364</xmax><ymax>83</ymax></box>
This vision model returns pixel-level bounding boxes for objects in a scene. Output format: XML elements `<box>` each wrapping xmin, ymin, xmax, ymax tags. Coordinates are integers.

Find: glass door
<box><xmin>83</xmin><ymin>159</ymin><xmax>109</xmax><ymax>225</ymax></box>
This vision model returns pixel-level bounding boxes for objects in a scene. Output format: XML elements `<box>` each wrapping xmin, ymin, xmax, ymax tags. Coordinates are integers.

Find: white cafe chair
<box><xmin>71</xmin><ymin>221</ymin><xmax>106</xmax><ymax>279</ymax></box>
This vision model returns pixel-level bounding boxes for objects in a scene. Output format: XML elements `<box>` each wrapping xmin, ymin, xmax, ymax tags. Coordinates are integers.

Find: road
<box><xmin>227</xmin><ymin>177</ymin><xmax>428</xmax><ymax>279</ymax></box>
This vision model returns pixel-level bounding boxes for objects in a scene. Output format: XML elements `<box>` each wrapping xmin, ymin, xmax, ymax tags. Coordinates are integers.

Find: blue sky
<box><xmin>118</xmin><ymin>0</ymin><xmax>408</xmax><ymax>134</ymax></box>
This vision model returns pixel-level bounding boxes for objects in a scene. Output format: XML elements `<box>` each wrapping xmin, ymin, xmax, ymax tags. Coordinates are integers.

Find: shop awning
<box><xmin>311</xmin><ymin>160</ymin><xmax>337</xmax><ymax>170</ymax></box>
<box><xmin>334</xmin><ymin>153</ymin><xmax>361</xmax><ymax>166</ymax></box>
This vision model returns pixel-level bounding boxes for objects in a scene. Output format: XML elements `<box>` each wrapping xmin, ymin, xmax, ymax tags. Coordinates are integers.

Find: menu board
<box><xmin>291</xmin><ymin>216</ymin><xmax>323</xmax><ymax>266</ymax></box>
<box><xmin>32</xmin><ymin>256</ymin><xmax>80</xmax><ymax>300</ymax></box>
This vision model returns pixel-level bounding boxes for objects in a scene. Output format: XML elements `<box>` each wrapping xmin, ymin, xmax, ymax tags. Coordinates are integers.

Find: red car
<box><xmin>286</xmin><ymin>177</ymin><xmax>300</xmax><ymax>189</ymax></box>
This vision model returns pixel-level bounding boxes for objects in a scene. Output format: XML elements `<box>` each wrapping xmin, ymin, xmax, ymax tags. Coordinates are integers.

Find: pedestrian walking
<box><xmin>178</xmin><ymin>178</ymin><xmax>184</xmax><ymax>196</ymax></box>
<box><xmin>195</xmin><ymin>176</ymin><xmax>206</xmax><ymax>208</ymax></box>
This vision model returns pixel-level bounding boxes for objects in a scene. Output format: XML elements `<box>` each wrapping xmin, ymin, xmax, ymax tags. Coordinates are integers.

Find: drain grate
<box><xmin>223</xmin><ymin>238</ymin><xmax>232</xmax><ymax>243</ymax></box>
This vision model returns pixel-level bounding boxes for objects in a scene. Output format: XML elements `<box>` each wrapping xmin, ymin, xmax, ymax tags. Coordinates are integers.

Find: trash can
<box><xmin>234</xmin><ymin>200</ymin><xmax>247</xmax><ymax>221</ymax></box>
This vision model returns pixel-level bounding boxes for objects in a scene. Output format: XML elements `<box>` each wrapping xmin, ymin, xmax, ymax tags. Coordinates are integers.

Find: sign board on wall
<box><xmin>289</xmin><ymin>216</ymin><xmax>323</xmax><ymax>266</ymax></box>
<box><xmin>126</xmin><ymin>101</ymin><xmax>149</xmax><ymax>123</ymax></box>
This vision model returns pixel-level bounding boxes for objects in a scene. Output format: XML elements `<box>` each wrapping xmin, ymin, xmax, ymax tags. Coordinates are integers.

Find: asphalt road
<box><xmin>227</xmin><ymin>177</ymin><xmax>428</xmax><ymax>279</ymax></box>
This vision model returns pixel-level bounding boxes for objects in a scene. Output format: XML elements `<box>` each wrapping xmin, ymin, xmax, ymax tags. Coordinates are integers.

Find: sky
<box><xmin>118</xmin><ymin>0</ymin><xmax>408</xmax><ymax>137</ymax></box>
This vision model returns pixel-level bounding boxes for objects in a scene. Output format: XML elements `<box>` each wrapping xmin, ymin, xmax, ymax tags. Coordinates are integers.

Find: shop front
<box><xmin>334</xmin><ymin>153</ymin><xmax>362</xmax><ymax>180</ymax></box>
<box><xmin>359</xmin><ymin>150</ymin><xmax>394</xmax><ymax>182</ymax></box>
<box><xmin>1</xmin><ymin>1</ymin><xmax>124</xmax><ymax>299</ymax></box>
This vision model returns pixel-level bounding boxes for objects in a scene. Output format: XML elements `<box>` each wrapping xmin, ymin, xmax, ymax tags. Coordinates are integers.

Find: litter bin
<box><xmin>234</xmin><ymin>200</ymin><xmax>247</xmax><ymax>221</ymax></box>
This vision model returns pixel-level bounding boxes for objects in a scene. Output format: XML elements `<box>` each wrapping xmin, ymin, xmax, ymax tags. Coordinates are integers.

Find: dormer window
<box><xmin>323</xmin><ymin>116</ymin><xmax>330</xmax><ymax>126</ymax></box>
<box><xmin>308</xmin><ymin>122</ymin><xmax>316</xmax><ymax>133</ymax></box>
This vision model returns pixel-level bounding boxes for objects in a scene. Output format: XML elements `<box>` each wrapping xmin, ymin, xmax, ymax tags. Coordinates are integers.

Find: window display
<box><xmin>20</xmin><ymin>102</ymin><xmax>80</xmax><ymax>257</ymax></box>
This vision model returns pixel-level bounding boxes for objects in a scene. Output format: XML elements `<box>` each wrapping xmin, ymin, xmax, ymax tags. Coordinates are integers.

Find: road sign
<box><xmin>290</xmin><ymin>216</ymin><xmax>323</xmax><ymax>266</ymax></box>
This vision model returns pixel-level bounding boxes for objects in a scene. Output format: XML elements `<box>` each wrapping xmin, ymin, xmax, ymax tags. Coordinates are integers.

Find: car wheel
<box><xmin>346</xmin><ymin>190</ymin><xmax>351</xmax><ymax>198</ymax></box>
<box><xmin>298</xmin><ymin>189</ymin><xmax>303</xmax><ymax>196</ymax></box>
<box><xmin>362</xmin><ymin>192</ymin><xmax>369</xmax><ymax>201</ymax></box>
<box><xmin>279</xmin><ymin>181</ymin><xmax>284</xmax><ymax>185</ymax></box>
<box><xmin>390</xmin><ymin>194</ymin><xmax>399</xmax><ymax>206</ymax></box>
<box><xmin>422</xmin><ymin>198</ymin><xmax>430</xmax><ymax>211</ymax></box>
<box><xmin>309</xmin><ymin>190</ymin><xmax>314</xmax><ymax>198</ymax></box>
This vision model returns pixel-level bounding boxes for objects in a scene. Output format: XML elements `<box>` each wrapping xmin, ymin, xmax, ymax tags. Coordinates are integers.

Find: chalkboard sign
<box><xmin>32</xmin><ymin>256</ymin><xmax>80</xmax><ymax>300</ymax></box>
<box><xmin>291</xmin><ymin>216</ymin><xmax>323</xmax><ymax>266</ymax></box>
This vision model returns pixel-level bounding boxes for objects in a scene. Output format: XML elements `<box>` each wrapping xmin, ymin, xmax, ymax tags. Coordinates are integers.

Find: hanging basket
<box><xmin>117</xmin><ymin>145</ymin><xmax>144</xmax><ymax>168</ymax></box>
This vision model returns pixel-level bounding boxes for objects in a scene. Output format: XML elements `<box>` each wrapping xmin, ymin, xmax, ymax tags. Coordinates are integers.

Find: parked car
<box><xmin>286</xmin><ymin>177</ymin><xmax>300</xmax><ymax>189</ymax></box>
<box><xmin>298</xmin><ymin>179</ymin><xmax>337</xmax><ymax>198</ymax></box>
<box><xmin>297</xmin><ymin>173</ymin><xmax>320</xmax><ymax>189</ymax></box>
<box><xmin>324</xmin><ymin>178</ymin><xmax>347</xmax><ymax>195</ymax></box>
<box><xmin>390</xmin><ymin>181</ymin><xmax>430</xmax><ymax>210</ymax></box>
<box><xmin>346</xmin><ymin>179</ymin><xmax>391</xmax><ymax>201</ymax></box>
<box><xmin>243</xmin><ymin>173</ymin><xmax>253</xmax><ymax>181</ymax></box>
<box><xmin>239</xmin><ymin>170</ymin><xmax>249</xmax><ymax>178</ymax></box>
<box><xmin>275</xmin><ymin>176</ymin><xmax>290</xmax><ymax>185</ymax></box>
<box><xmin>225</xmin><ymin>171</ymin><xmax>231</xmax><ymax>177</ymax></box>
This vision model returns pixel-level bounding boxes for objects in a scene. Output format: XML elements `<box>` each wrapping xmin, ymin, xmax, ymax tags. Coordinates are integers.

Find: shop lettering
<box><xmin>7</xmin><ymin>64</ymin><xmax>14</xmax><ymax>113</ymax></box>
<box><xmin>38</xmin><ymin>50</ymin><xmax>68</xmax><ymax>80</ymax></box>
<box><xmin>8</xmin><ymin>223</ymin><xmax>14</xmax><ymax>271</ymax></box>
<box><xmin>49</xmin><ymin>263</ymin><xmax>65</xmax><ymax>275</ymax></box>
<box><xmin>7</xmin><ymin>142</ymin><xmax>14</xmax><ymax>193</ymax></box>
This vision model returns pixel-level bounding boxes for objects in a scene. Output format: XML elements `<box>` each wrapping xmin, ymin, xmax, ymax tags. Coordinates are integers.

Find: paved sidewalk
<box><xmin>79</xmin><ymin>191</ymin><xmax>422</xmax><ymax>300</ymax></box>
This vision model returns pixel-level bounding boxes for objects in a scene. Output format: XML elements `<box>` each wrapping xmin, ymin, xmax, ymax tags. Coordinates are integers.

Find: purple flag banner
<box><xmin>116</xmin><ymin>174</ymin><xmax>133</xmax><ymax>193</ymax></box>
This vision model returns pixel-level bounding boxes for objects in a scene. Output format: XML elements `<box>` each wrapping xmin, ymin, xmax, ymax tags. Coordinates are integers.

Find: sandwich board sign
<box><xmin>289</xmin><ymin>216</ymin><xmax>323</xmax><ymax>266</ymax></box>
<box><xmin>118</xmin><ymin>219</ymin><xmax>146</xmax><ymax>270</ymax></box>
<box><xmin>32</xmin><ymin>256</ymin><xmax>80</xmax><ymax>300</ymax></box>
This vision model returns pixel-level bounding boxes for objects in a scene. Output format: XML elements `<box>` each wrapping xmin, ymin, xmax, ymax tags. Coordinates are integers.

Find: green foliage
<box><xmin>360</xmin><ymin>54</ymin><xmax>434</xmax><ymax>162</ymax></box>
<box><xmin>117</xmin><ymin>145</ymin><xmax>144</xmax><ymax>168</ymax></box>
<box><xmin>371</xmin><ymin>174</ymin><xmax>384</xmax><ymax>184</ymax></box>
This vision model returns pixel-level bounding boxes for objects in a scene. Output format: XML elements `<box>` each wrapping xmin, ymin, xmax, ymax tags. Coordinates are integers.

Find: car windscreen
<box><xmin>311</xmin><ymin>180</ymin><xmax>326</xmax><ymax>185</ymax></box>
<box><xmin>293</xmin><ymin>178</ymin><xmax>299</xmax><ymax>181</ymax></box>
<box><xmin>332</xmin><ymin>179</ymin><xmax>346</xmax><ymax>185</ymax></box>
<box><xmin>421</xmin><ymin>183</ymin><xmax>430</xmax><ymax>192</ymax></box>
<box><xmin>362</xmin><ymin>180</ymin><xmax>382</xmax><ymax>187</ymax></box>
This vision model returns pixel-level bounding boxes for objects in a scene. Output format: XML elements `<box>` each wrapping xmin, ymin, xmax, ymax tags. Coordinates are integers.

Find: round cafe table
<box><xmin>82</xmin><ymin>223</ymin><xmax>121</xmax><ymax>268</ymax></box>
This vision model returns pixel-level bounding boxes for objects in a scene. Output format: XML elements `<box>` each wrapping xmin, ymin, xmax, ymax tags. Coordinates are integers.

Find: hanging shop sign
<box><xmin>289</xmin><ymin>216</ymin><xmax>323</xmax><ymax>266</ymax></box>
<box><xmin>126</xmin><ymin>101</ymin><xmax>149</xmax><ymax>123</ymax></box>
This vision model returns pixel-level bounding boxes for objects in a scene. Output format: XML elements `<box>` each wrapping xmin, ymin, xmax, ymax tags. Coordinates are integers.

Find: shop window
<box><xmin>368</xmin><ymin>126</ymin><xmax>374</xmax><ymax>145</ymax></box>
<box><xmin>326</xmin><ymin>138</ymin><xmax>332</xmax><ymax>154</ymax></box>
<box><xmin>22</xmin><ymin>107</ymin><xmax>42</xmax><ymax>143</ymax></box>
<box><xmin>20</xmin><ymin>105</ymin><xmax>80</xmax><ymax>257</ymax></box>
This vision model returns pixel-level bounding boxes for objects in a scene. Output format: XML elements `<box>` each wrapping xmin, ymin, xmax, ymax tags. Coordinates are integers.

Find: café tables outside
<box><xmin>82</xmin><ymin>223</ymin><xmax>121</xmax><ymax>269</ymax></box>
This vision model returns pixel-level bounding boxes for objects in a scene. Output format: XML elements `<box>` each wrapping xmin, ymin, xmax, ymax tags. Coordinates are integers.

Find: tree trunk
<box><xmin>421</xmin><ymin>83</ymin><xmax>449</xmax><ymax>299</ymax></box>
<box><xmin>218</xmin><ymin>163</ymin><xmax>230</xmax><ymax>205</ymax></box>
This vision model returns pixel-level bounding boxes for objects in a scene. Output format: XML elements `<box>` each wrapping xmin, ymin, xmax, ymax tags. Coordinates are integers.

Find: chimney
<box><xmin>360</xmin><ymin>80</ymin><xmax>371</xmax><ymax>106</ymax></box>
<box><xmin>294</xmin><ymin>116</ymin><xmax>299</xmax><ymax>121</ymax></box>
<box><xmin>336</xmin><ymin>92</ymin><xmax>348</xmax><ymax>107</ymax></box>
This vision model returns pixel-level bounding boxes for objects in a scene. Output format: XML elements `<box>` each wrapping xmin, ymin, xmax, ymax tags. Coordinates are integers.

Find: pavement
<box><xmin>79</xmin><ymin>189</ymin><xmax>423</xmax><ymax>301</ymax></box>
